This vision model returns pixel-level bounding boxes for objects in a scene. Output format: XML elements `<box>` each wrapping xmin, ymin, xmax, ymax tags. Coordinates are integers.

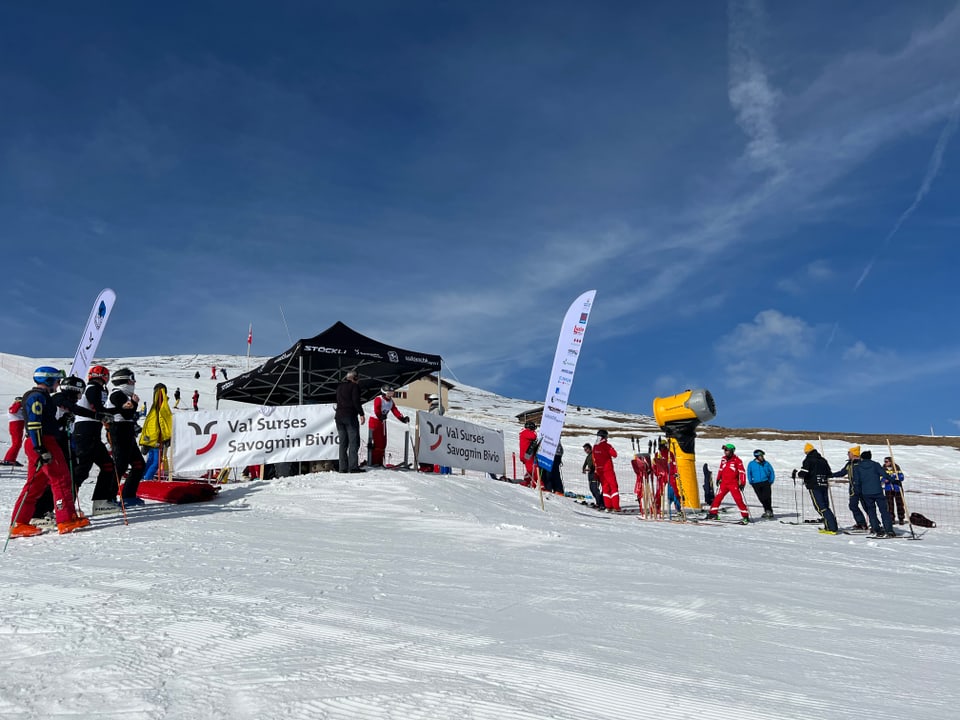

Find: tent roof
<box><xmin>216</xmin><ymin>321</ymin><xmax>442</xmax><ymax>406</ymax></box>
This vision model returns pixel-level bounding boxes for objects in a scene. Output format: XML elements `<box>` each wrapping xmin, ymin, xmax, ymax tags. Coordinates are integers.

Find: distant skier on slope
<box><xmin>2</xmin><ymin>396</ymin><xmax>24</xmax><ymax>466</ymax></box>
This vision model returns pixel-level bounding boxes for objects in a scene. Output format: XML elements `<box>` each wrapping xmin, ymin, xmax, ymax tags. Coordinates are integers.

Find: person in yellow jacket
<box><xmin>140</xmin><ymin>383</ymin><xmax>173</xmax><ymax>480</ymax></box>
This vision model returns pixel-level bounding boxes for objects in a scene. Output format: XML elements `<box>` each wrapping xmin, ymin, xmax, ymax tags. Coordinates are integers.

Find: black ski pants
<box><xmin>807</xmin><ymin>485</ymin><xmax>838</xmax><ymax>532</ymax></box>
<box><xmin>108</xmin><ymin>422</ymin><xmax>145</xmax><ymax>500</ymax></box>
<box><xmin>750</xmin><ymin>480</ymin><xmax>774</xmax><ymax>513</ymax></box>
<box><xmin>73</xmin><ymin>422</ymin><xmax>118</xmax><ymax>501</ymax></box>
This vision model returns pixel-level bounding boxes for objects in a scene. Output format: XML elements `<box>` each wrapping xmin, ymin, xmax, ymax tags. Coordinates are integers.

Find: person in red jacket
<box><xmin>592</xmin><ymin>429</ymin><xmax>620</xmax><ymax>511</ymax></box>
<box><xmin>2</xmin><ymin>396</ymin><xmax>25</xmax><ymax>466</ymax></box>
<box><xmin>518</xmin><ymin>420</ymin><xmax>538</xmax><ymax>485</ymax></box>
<box><xmin>367</xmin><ymin>386</ymin><xmax>409</xmax><ymax>467</ymax></box>
<box><xmin>706</xmin><ymin>443</ymin><xmax>750</xmax><ymax>523</ymax></box>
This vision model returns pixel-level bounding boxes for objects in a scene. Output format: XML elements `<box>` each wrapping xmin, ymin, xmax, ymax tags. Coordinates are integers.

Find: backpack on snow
<box><xmin>909</xmin><ymin>512</ymin><xmax>936</xmax><ymax>528</ymax></box>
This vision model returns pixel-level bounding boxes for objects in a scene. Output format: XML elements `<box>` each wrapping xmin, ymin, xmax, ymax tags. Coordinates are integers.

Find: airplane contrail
<box><xmin>855</xmin><ymin>93</ymin><xmax>960</xmax><ymax>290</ymax></box>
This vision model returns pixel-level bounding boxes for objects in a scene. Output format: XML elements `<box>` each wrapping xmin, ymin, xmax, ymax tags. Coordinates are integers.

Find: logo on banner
<box><xmin>388</xmin><ymin>351</ymin><xmax>399</xmax><ymax>362</ymax></box>
<box><xmin>579</xmin><ymin>312</ymin><xmax>589</xmax><ymax>323</ymax></box>
<box><xmin>187</xmin><ymin>420</ymin><xmax>219</xmax><ymax>455</ymax></box>
<box><xmin>573</xmin><ymin>325</ymin><xmax>585</xmax><ymax>336</ymax></box>
<box><xmin>95</xmin><ymin>301</ymin><xmax>107</xmax><ymax>329</ymax></box>
<box><xmin>425</xmin><ymin>419</ymin><xmax>444</xmax><ymax>450</ymax></box>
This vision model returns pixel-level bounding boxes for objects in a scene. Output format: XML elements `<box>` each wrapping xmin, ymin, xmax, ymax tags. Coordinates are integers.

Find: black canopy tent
<box><xmin>216</xmin><ymin>321</ymin><xmax>443</xmax><ymax>406</ymax></box>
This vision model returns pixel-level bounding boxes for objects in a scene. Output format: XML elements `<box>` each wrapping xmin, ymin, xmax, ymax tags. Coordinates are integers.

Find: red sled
<box><xmin>134</xmin><ymin>480</ymin><xmax>221</xmax><ymax>504</ymax></box>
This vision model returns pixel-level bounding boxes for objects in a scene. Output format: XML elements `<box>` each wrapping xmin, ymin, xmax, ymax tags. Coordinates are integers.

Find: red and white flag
<box><xmin>247</xmin><ymin>324</ymin><xmax>253</xmax><ymax>346</ymax></box>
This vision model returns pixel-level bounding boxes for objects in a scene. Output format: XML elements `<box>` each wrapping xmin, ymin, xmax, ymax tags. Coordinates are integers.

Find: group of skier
<box><xmin>798</xmin><ymin>443</ymin><xmax>905</xmax><ymax>537</ymax></box>
<box><xmin>6</xmin><ymin>364</ymin><xmax>159</xmax><ymax>539</ymax></box>
<box><xmin>518</xmin><ymin>423</ymin><xmax>909</xmax><ymax>538</ymax></box>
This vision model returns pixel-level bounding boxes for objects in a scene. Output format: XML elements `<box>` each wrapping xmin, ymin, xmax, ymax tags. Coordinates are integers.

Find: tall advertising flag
<box><xmin>536</xmin><ymin>290</ymin><xmax>596</xmax><ymax>472</ymax></box>
<box><xmin>69</xmin><ymin>288</ymin><xmax>117</xmax><ymax>378</ymax></box>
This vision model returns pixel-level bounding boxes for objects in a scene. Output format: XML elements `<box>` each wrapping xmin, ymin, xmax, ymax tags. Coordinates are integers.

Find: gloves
<box><xmin>739</xmin><ymin>482</ymin><xmax>746</xmax><ymax>491</ymax></box>
<box><xmin>401</xmin><ymin>416</ymin><xmax>410</xmax><ymax>423</ymax></box>
<box><xmin>791</xmin><ymin>469</ymin><xmax>798</xmax><ymax>480</ymax></box>
<box><xmin>36</xmin><ymin>448</ymin><xmax>53</xmax><ymax>469</ymax></box>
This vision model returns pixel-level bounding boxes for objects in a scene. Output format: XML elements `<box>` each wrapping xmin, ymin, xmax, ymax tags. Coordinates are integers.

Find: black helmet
<box><xmin>524</xmin><ymin>420</ymin><xmax>536</xmax><ymax>430</ymax></box>
<box><xmin>112</xmin><ymin>368</ymin><xmax>136</xmax><ymax>386</ymax></box>
<box><xmin>61</xmin><ymin>376</ymin><xmax>86</xmax><ymax>395</ymax></box>
<box><xmin>596</xmin><ymin>429</ymin><xmax>608</xmax><ymax>439</ymax></box>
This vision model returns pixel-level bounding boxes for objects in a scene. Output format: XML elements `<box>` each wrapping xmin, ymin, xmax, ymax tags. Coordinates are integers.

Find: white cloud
<box><xmin>777</xmin><ymin>259</ymin><xmax>835</xmax><ymax>294</ymax></box>
<box><xmin>842</xmin><ymin>340</ymin><xmax>876</xmax><ymax>361</ymax></box>
<box><xmin>716</xmin><ymin>309</ymin><xmax>815</xmax><ymax>392</ymax></box>
<box><xmin>728</xmin><ymin>0</ymin><xmax>786</xmax><ymax>177</ymax></box>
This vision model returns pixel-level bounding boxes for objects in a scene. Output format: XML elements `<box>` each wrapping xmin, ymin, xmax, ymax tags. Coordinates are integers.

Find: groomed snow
<box><xmin>1</xmin><ymin>354</ymin><xmax>958</xmax><ymax>719</ymax></box>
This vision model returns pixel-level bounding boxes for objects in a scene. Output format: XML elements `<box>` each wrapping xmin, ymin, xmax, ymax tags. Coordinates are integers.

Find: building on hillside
<box><xmin>394</xmin><ymin>375</ymin><xmax>454</xmax><ymax>412</ymax></box>
<box><xmin>516</xmin><ymin>407</ymin><xmax>544</xmax><ymax>426</ymax></box>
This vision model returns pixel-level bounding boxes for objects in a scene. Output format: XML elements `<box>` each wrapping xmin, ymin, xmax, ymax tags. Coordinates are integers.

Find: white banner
<box><xmin>69</xmin><ymin>288</ymin><xmax>116</xmax><ymax>378</ymax></box>
<box><xmin>416</xmin><ymin>411</ymin><xmax>505</xmax><ymax>475</ymax></box>
<box><xmin>172</xmin><ymin>405</ymin><xmax>339</xmax><ymax>472</ymax></box>
<box><xmin>536</xmin><ymin>290</ymin><xmax>596</xmax><ymax>472</ymax></box>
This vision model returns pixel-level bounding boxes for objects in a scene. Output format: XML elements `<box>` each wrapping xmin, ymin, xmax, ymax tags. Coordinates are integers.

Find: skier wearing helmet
<box><xmin>31</xmin><ymin>375</ymin><xmax>90</xmax><ymax>522</ymax></box>
<box><xmin>106</xmin><ymin>368</ymin><xmax>145</xmax><ymax>507</ymax></box>
<box><xmin>367</xmin><ymin>386</ymin><xmax>409</xmax><ymax>467</ymax></box>
<box><xmin>705</xmin><ymin>443</ymin><xmax>750</xmax><ymax>523</ymax></box>
<box><xmin>592</xmin><ymin>429</ymin><xmax>620</xmax><ymax>511</ymax></box>
<box><xmin>8</xmin><ymin>367</ymin><xmax>90</xmax><ymax>537</ymax></box>
<box><xmin>73</xmin><ymin>364</ymin><xmax>119</xmax><ymax>515</ymax></box>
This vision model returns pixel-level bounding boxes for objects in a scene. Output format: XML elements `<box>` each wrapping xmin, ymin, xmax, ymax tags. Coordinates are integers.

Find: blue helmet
<box><xmin>34</xmin><ymin>366</ymin><xmax>65</xmax><ymax>387</ymax></box>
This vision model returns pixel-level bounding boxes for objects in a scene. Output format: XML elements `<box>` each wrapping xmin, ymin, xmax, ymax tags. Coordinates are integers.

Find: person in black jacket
<box><xmin>583</xmin><ymin>443</ymin><xmax>603</xmax><ymax>508</ymax></box>
<box><xmin>335</xmin><ymin>370</ymin><xmax>365</xmax><ymax>473</ymax></box>
<box><xmin>542</xmin><ymin>442</ymin><xmax>564</xmax><ymax>494</ymax></box>
<box><xmin>796</xmin><ymin>443</ymin><xmax>839</xmax><ymax>533</ymax></box>
<box><xmin>72</xmin><ymin>365</ymin><xmax>119</xmax><ymax>515</ymax></box>
<box><xmin>852</xmin><ymin>450</ymin><xmax>894</xmax><ymax>536</ymax></box>
<box><xmin>107</xmin><ymin>368</ymin><xmax>146</xmax><ymax>507</ymax></box>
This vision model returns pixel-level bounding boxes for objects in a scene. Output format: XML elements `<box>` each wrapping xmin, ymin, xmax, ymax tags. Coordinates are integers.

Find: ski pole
<box><xmin>66</xmin><ymin>427</ymin><xmax>82</xmax><ymax>516</ymax></box>
<box><xmin>886</xmin><ymin>439</ymin><xmax>915</xmax><ymax>539</ymax></box>
<box><xmin>105</xmin><ymin>422</ymin><xmax>129</xmax><ymax>526</ymax></box>
<box><xmin>535</xmin><ymin>464</ymin><xmax>545</xmax><ymax>511</ymax></box>
<box><xmin>792</xmin><ymin>469</ymin><xmax>800</xmax><ymax>522</ymax></box>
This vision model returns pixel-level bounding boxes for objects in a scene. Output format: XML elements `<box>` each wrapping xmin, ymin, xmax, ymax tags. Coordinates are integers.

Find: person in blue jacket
<box><xmin>881</xmin><ymin>456</ymin><xmax>906</xmax><ymax>526</ymax></box>
<box><xmin>747</xmin><ymin>449</ymin><xmax>776</xmax><ymax>518</ymax></box>
<box><xmin>852</xmin><ymin>450</ymin><xmax>894</xmax><ymax>537</ymax></box>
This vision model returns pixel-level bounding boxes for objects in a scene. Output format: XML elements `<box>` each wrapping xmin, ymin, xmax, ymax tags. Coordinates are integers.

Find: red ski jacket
<box><xmin>717</xmin><ymin>455</ymin><xmax>746</xmax><ymax>488</ymax></box>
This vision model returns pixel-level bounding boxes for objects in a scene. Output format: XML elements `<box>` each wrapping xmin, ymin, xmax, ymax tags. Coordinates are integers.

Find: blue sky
<box><xmin>2</xmin><ymin>1</ymin><xmax>959</xmax><ymax>435</ymax></box>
